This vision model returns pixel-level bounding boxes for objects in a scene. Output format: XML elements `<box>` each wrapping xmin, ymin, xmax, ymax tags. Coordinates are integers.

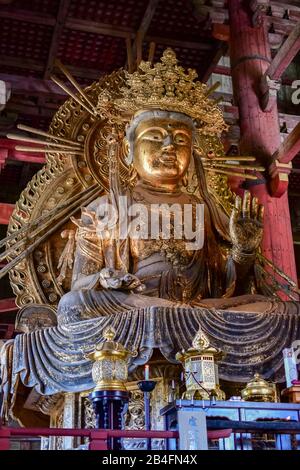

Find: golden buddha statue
<box><xmin>1</xmin><ymin>49</ymin><xmax>299</xmax><ymax>425</ymax></box>
<box><xmin>57</xmin><ymin>107</ymin><xmax>264</xmax><ymax>324</ymax></box>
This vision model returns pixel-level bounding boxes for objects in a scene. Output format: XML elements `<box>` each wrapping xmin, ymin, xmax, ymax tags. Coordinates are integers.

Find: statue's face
<box><xmin>133</xmin><ymin>115</ymin><xmax>192</xmax><ymax>187</ymax></box>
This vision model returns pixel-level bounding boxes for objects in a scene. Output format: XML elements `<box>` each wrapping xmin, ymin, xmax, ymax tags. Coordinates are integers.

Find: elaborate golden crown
<box><xmin>97</xmin><ymin>48</ymin><xmax>227</xmax><ymax>136</ymax></box>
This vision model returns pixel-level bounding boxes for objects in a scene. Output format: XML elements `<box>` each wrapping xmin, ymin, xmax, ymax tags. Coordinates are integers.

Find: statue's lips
<box><xmin>159</xmin><ymin>153</ymin><xmax>177</xmax><ymax>166</ymax></box>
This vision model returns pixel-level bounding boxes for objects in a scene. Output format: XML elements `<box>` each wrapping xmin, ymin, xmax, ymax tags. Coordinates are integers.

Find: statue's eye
<box><xmin>143</xmin><ymin>132</ymin><xmax>163</xmax><ymax>142</ymax></box>
<box><xmin>174</xmin><ymin>133</ymin><xmax>189</xmax><ymax>144</ymax></box>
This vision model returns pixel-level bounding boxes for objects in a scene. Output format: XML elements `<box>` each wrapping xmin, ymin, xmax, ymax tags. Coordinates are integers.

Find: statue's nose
<box><xmin>162</xmin><ymin>134</ymin><xmax>174</xmax><ymax>147</ymax></box>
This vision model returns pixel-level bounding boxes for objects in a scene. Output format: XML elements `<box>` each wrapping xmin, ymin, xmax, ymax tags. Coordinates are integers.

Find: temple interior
<box><xmin>0</xmin><ymin>0</ymin><xmax>300</xmax><ymax>452</ymax></box>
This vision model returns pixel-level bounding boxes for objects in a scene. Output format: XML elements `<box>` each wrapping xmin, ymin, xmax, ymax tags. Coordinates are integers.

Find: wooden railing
<box><xmin>0</xmin><ymin>427</ymin><xmax>231</xmax><ymax>450</ymax></box>
<box><xmin>2</xmin><ymin>420</ymin><xmax>300</xmax><ymax>450</ymax></box>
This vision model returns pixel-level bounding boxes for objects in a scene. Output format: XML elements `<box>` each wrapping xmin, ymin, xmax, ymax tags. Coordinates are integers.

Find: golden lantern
<box><xmin>87</xmin><ymin>327</ymin><xmax>135</xmax><ymax>392</ymax></box>
<box><xmin>176</xmin><ymin>327</ymin><xmax>225</xmax><ymax>400</ymax></box>
<box><xmin>241</xmin><ymin>373</ymin><xmax>277</xmax><ymax>402</ymax></box>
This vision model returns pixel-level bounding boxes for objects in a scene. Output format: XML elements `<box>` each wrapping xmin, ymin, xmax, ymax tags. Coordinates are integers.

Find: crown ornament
<box><xmin>96</xmin><ymin>48</ymin><xmax>227</xmax><ymax>136</ymax></box>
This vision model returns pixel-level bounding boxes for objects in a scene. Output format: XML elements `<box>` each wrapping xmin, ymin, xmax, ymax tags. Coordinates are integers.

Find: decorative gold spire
<box><xmin>192</xmin><ymin>327</ymin><xmax>210</xmax><ymax>351</ymax></box>
<box><xmin>103</xmin><ymin>326</ymin><xmax>116</xmax><ymax>342</ymax></box>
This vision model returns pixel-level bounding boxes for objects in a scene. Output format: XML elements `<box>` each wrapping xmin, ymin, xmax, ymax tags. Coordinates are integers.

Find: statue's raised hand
<box><xmin>229</xmin><ymin>191</ymin><xmax>264</xmax><ymax>258</ymax></box>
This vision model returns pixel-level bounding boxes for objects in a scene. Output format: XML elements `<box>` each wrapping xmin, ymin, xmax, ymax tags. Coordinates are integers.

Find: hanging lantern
<box><xmin>241</xmin><ymin>373</ymin><xmax>277</xmax><ymax>402</ymax></box>
<box><xmin>176</xmin><ymin>327</ymin><xmax>224</xmax><ymax>400</ymax></box>
<box><xmin>87</xmin><ymin>327</ymin><xmax>135</xmax><ymax>392</ymax></box>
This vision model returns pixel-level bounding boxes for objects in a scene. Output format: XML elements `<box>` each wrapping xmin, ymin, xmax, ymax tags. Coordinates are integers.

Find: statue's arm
<box><xmin>71</xmin><ymin>197</ymin><xmax>144</xmax><ymax>292</ymax></box>
<box><xmin>71</xmin><ymin>201</ymin><xmax>105</xmax><ymax>291</ymax></box>
<box><xmin>205</xmin><ymin>191</ymin><xmax>263</xmax><ymax>296</ymax></box>
<box><xmin>71</xmin><ymin>225</ymin><xmax>104</xmax><ymax>291</ymax></box>
<box><xmin>229</xmin><ymin>191</ymin><xmax>264</xmax><ymax>295</ymax></box>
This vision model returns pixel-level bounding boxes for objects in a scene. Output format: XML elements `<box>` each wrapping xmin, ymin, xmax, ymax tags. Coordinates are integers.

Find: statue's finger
<box><xmin>230</xmin><ymin>196</ymin><xmax>241</xmax><ymax>228</ymax></box>
<box><xmin>258</xmin><ymin>204</ymin><xmax>264</xmax><ymax>223</ymax></box>
<box><xmin>251</xmin><ymin>196</ymin><xmax>259</xmax><ymax>220</ymax></box>
<box><xmin>242</xmin><ymin>190</ymin><xmax>251</xmax><ymax>218</ymax></box>
<box><xmin>234</xmin><ymin>195</ymin><xmax>242</xmax><ymax>214</ymax></box>
<box><xmin>229</xmin><ymin>207</ymin><xmax>239</xmax><ymax>230</ymax></box>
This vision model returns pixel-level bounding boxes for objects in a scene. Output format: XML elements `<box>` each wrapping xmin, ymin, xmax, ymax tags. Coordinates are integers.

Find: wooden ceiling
<box><xmin>0</xmin><ymin>0</ymin><xmax>228</xmax><ymax>143</ymax></box>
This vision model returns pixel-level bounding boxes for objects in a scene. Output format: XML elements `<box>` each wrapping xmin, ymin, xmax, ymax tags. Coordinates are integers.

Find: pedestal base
<box><xmin>89</xmin><ymin>390</ymin><xmax>129</xmax><ymax>450</ymax></box>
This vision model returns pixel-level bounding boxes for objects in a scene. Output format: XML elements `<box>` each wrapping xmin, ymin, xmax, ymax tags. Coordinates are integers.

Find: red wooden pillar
<box><xmin>228</xmin><ymin>0</ymin><xmax>297</xmax><ymax>283</ymax></box>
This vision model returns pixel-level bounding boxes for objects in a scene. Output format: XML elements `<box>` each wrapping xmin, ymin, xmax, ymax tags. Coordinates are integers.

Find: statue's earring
<box><xmin>128</xmin><ymin>163</ymin><xmax>138</xmax><ymax>186</ymax></box>
<box><xmin>182</xmin><ymin>175</ymin><xmax>188</xmax><ymax>187</ymax></box>
<box><xmin>122</xmin><ymin>137</ymin><xmax>130</xmax><ymax>161</ymax></box>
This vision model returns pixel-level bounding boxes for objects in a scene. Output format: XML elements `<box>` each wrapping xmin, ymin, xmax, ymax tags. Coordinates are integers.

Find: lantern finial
<box><xmin>192</xmin><ymin>326</ymin><xmax>210</xmax><ymax>351</ymax></box>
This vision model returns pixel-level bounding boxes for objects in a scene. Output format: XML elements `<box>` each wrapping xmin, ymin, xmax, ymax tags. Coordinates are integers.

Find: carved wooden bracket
<box><xmin>250</xmin><ymin>0</ymin><xmax>270</xmax><ymax>28</ymax></box>
<box><xmin>268</xmin><ymin>160</ymin><xmax>292</xmax><ymax>197</ymax></box>
<box><xmin>268</xmin><ymin>121</ymin><xmax>300</xmax><ymax>197</ymax></box>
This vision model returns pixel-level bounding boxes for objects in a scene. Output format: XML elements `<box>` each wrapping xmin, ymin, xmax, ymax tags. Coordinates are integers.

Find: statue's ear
<box><xmin>122</xmin><ymin>137</ymin><xmax>132</xmax><ymax>165</ymax></box>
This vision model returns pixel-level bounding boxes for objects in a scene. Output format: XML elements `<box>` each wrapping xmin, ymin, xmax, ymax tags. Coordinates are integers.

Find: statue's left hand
<box><xmin>99</xmin><ymin>268</ymin><xmax>145</xmax><ymax>292</ymax></box>
<box><xmin>229</xmin><ymin>190</ymin><xmax>264</xmax><ymax>254</ymax></box>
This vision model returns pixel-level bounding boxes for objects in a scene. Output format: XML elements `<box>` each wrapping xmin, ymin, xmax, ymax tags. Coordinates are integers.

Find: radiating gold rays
<box><xmin>50</xmin><ymin>59</ymin><xmax>98</xmax><ymax>117</ymax></box>
<box><xmin>7</xmin><ymin>124</ymin><xmax>84</xmax><ymax>156</ymax></box>
<box><xmin>7</xmin><ymin>62</ymin><xmax>101</xmax><ymax>155</ymax></box>
<box><xmin>0</xmin><ymin>184</ymin><xmax>99</xmax><ymax>281</ymax></box>
<box><xmin>195</xmin><ymin>149</ymin><xmax>265</xmax><ymax>180</ymax></box>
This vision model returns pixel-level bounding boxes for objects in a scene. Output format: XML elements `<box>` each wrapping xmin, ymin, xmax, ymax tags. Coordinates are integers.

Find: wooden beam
<box><xmin>279</xmin><ymin>112</ymin><xmax>300</xmax><ymax>132</ymax></box>
<box><xmin>201</xmin><ymin>43</ymin><xmax>227</xmax><ymax>83</ymax></box>
<box><xmin>66</xmin><ymin>17</ymin><xmax>213</xmax><ymax>52</ymax></box>
<box><xmin>0</xmin><ymin>138</ymin><xmax>45</xmax><ymax>165</ymax></box>
<box><xmin>44</xmin><ymin>0</ymin><xmax>72</xmax><ymax>79</ymax></box>
<box><xmin>268</xmin><ymin>122</ymin><xmax>300</xmax><ymax>196</ymax></box>
<box><xmin>137</xmin><ymin>0</ymin><xmax>159</xmax><ymax>35</ymax></box>
<box><xmin>132</xmin><ymin>0</ymin><xmax>160</xmax><ymax>66</ymax></box>
<box><xmin>0</xmin><ymin>202</ymin><xmax>14</xmax><ymax>225</ymax></box>
<box><xmin>0</xmin><ymin>55</ymin><xmax>44</xmax><ymax>72</ymax></box>
<box><xmin>272</xmin><ymin>122</ymin><xmax>300</xmax><ymax>164</ymax></box>
<box><xmin>126</xmin><ymin>37</ymin><xmax>133</xmax><ymax>73</ymax></box>
<box><xmin>194</xmin><ymin>4</ymin><xmax>229</xmax><ymax>23</ymax></box>
<box><xmin>266</xmin><ymin>15</ymin><xmax>297</xmax><ymax>35</ymax></box>
<box><xmin>0</xmin><ymin>298</ymin><xmax>17</xmax><ymax>313</ymax></box>
<box><xmin>266</xmin><ymin>23</ymin><xmax>300</xmax><ymax>81</ymax></box>
<box><xmin>0</xmin><ymin>8</ymin><xmax>56</xmax><ymax>26</ymax></box>
<box><xmin>260</xmin><ymin>23</ymin><xmax>300</xmax><ymax>111</ymax></box>
<box><xmin>0</xmin><ymin>73</ymin><xmax>66</xmax><ymax>98</ymax></box>
<box><xmin>65</xmin><ymin>17</ymin><xmax>134</xmax><ymax>39</ymax></box>
<box><xmin>270</xmin><ymin>1</ymin><xmax>300</xmax><ymax>12</ymax></box>
<box><xmin>65</xmin><ymin>65</ymin><xmax>104</xmax><ymax>81</ymax></box>
<box><xmin>148</xmin><ymin>42</ymin><xmax>156</xmax><ymax>63</ymax></box>
<box><xmin>145</xmin><ymin>35</ymin><xmax>212</xmax><ymax>50</ymax></box>
<box><xmin>5</xmin><ymin>101</ymin><xmax>55</xmax><ymax>118</ymax></box>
